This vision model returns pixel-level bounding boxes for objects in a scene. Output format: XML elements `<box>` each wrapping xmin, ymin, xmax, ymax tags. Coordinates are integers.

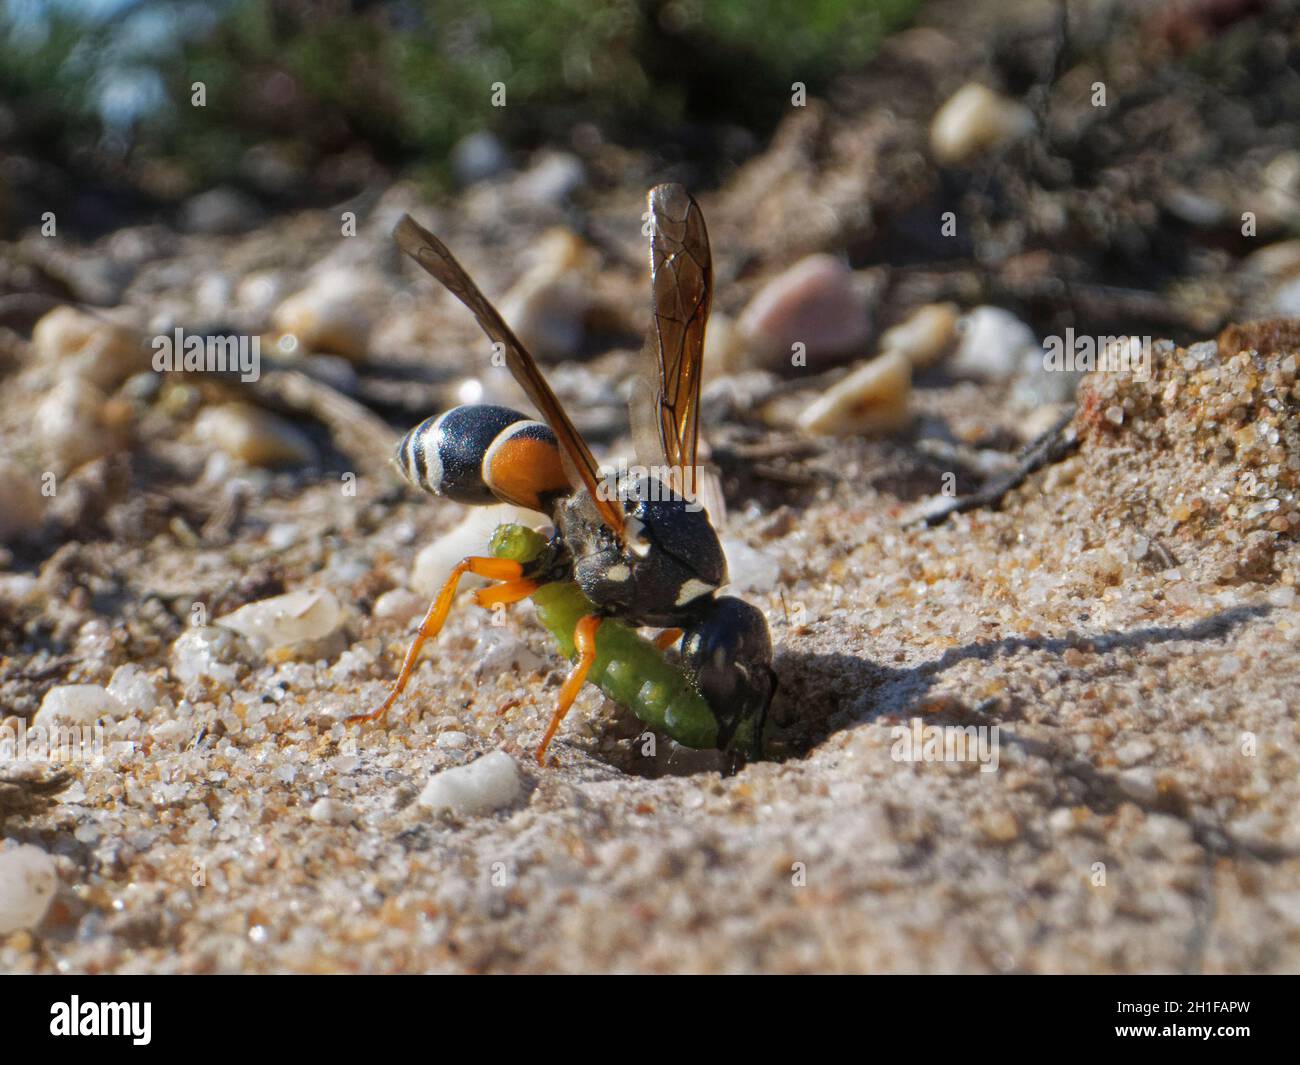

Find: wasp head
<box><xmin>681</xmin><ymin>596</ymin><xmax>775</xmax><ymax>769</ymax></box>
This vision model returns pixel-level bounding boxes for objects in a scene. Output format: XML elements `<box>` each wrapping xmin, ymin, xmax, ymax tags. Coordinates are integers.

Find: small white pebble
<box><xmin>171</xmin><ymin>625</ymin><xmax>249</xmax><ymax>686</ymax></box>
<box><xmin>217</xmin><ymin>589</ymin><xmax>344</xmax><ymax>654</ymax></box>
<box><xmin>35</xmin><ymin>378</ymin><xmax>122</xmax><ymax>472</ymax></box>
<box><xmin>418</xmin><ymin>751</ymin><xmax>524</xmax><ymax>815</ymax></box>
<box><xmin>308</xmin><ymin>797</ymin><xmax>352</xmax><ymax>824</ymax></box>
<box><xmin>330</xmin><ymin>643</ymin><xmax>376</xmax><ymax>679</ymax></box>
<box><xmin>266</xmin><ymin>522</ymin><xmax>300</xmax><ymax>550</ymax></box>
<box><xmin>879</xmin><ymin>302</ymin><xmax>959</xmax><ymax>368</ymax></box>
<box><xmin>373</xmin><ymin>588</ymin><xmax>424</xmax><ymax>624</ymax></box>
<box><xmin>473</xmin><ymin>631</ymin><xmax>545</xmax><ymax>677</ymax></box>
<box><xmin>1117</xmin><ymin>767</ymin><xmax>1158</xmax><ymax>803</ymax></box>
<box><xmin>34</xmin><ymin>684</ymin><xmax>125</xmax><ymax>726</ymax></box>
<box><xmin>436</xmin><ymin>730</ymin><xmax>469</xmax><ymax>749</ymax></box>
<box><xmin>31</xmin><ymin>305</ymin><xmax>145</xmax><ymax>390</ymax></box>
<box><xmin>272</xmin><ymin>279</ymin><xmax>374</xmax><ymax>362</ymax></box>
<box><xmin>931</xmin><ymin>83</ymin><xmax>1034</xmax><ymax>164</ymax></box>
<box><xmin>150</xmin><ymin>718</ymin><xmax>192</xmax><ymax>744</ymax></box>
<box><xmin>1266</xmin><ymin>585</ymin><xmax>1296</xmax><ymax>607</ymax></box>
<box><xmin>1047</xmin><ymin>808</ymin><xmax>1076</xmax><ymax>834</ymax></box>
<box><xmin>951</xmin><ymin>306</ymin><xmax>1041</xmax><ymax>382</ymax></box>
<box><xmin>500</xmin><ymin>230</ymin><xmax>593</xmax><ymax>361</ymax></box>
<box><xmin>195</xmin><ymin>403</ymin><xmax>317</xmax><ymax>467</ymax></box>
<box><xmin>411</xmin><ymin>505</ymin><xmax>542</xmax><ymax>597</ymax></box>
<box><xmin>106</xmin><ymin>663</ymin><xmax>167</xmax><ymax>717</ymax></box>
<box><xmin>1115</xmin><ymin>739</ymin><xmax>1155</xmax><ymax>767</ymax></box>
<box><xmin>0</xmin><ymin>844</ymin><xmax>58</xmax><ymax>933</ymax></box>
<box><xmin>797</xmin><ymin>349</ymin><xmax>912</xmax><ymax>436</ymax></box>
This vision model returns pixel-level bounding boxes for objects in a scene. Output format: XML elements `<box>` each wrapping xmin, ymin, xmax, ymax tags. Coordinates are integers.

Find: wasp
<box><xmin>347</xmin><ymin>185</ymin><xmax>775</xmax><ymax>768</ymax></box>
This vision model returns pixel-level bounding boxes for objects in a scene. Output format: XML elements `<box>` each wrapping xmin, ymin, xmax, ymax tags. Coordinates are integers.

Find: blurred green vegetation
<box><xmin>0</xmin><ymin>0</ymin><xmax>920</xmax><ymax>201</ymax></box>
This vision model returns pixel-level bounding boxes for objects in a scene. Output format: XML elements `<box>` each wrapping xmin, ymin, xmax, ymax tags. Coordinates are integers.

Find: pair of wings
<box><xmin>393</xmin><ymin>183</ymin><xmax>712</xmax><ymax>544</ymax></box>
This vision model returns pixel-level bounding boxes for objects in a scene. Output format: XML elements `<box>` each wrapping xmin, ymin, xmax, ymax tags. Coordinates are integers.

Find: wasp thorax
<box><xmin>558</xmin><ymin>475</ymin><xmax>727</xmax><ymax>628</ymax></box>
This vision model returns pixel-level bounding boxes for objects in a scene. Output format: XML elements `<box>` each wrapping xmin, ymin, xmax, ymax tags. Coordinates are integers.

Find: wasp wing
<box><xmin>643</xmin><ymin>183</ymin><xmax>712</xmax><ymax>500</ymax></box>
<box><xmin>393</xmin><ymin>214</ymin><xmax>625</xmax><ymax>539</ymax></box>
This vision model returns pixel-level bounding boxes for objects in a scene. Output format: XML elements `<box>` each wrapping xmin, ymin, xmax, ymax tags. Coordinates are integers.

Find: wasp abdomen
<box><xmin>397</xmin><ymin>404</ymin><xmax>569</xmax><ymax>511</ymax></box>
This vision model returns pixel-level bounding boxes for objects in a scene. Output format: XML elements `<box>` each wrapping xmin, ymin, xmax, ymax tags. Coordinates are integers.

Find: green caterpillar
<box><xmin>488</xmin><ymin>522</ymin><xmax>724</xmax><ymax>750</ymax></box>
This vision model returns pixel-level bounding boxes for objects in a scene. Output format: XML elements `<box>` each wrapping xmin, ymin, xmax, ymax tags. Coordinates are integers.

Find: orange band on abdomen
<box><xmin>483</xmin><ymin>424</ymin><xmax>570</xmax><ymax>511</ymax></box>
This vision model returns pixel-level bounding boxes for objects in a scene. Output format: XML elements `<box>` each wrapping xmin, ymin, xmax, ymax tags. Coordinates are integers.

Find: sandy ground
<box><xmin>1</xmin><ymin>311</ymin><xmax>1297</xmax><ymax>972</ymax></box>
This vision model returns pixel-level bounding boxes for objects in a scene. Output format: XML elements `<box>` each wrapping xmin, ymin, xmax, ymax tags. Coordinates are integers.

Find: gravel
<box><xmin>0</xmin><ymin>322</ymin><xmax>1295</xmax><ymax>972</ymax></box>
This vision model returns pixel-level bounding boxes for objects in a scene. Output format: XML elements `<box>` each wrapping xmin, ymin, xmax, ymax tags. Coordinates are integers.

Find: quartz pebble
<box><xmin>1244</xmin><ymin>239</ymin><xmax>1300</xmax><ymax>276</ymax></box>
<box><xmin>31</xmin><ymin>305</ymin><xmax>145</xmax><ymax>390</ymax></box>
<box><xmin>952</xmin><ymin>306</ymin><xmax>1043</xmax><ymax>382</ymax></box>
<box><xmin>1272</xmin><ymin>276</ymin><xmax>1300</xmax><ymax>317</ymax></box>
<box><xmin>735</xmin><ymin>254</ymin><xmax>871</xmax><ymax>369</ymax></box>
<box><xmin>411</xmin><ymin>505</ymin><xmax>542</xmax><ymax>597</ymax></box>
<box><xmin>35</xmin><ymin>378</ymin><xmax>124</xmax><ymax>472</ymax></box>
<box><xmin>1267</xmin><ymin>586</ymin><xmax>1296</xmax><ymax>607</ymax></box>
<box><xmin>930</xmin><ymin>83</ymin><xmax>1034</xmax><ymax>165</ymax></box>
<box><xmin>879</xmin><ymin>303</ymin><xmax>959</xmax><ymax>368</ymax></box>
<box><xmin>195</xmin><ymin>403</ymin><xmax>317</xmax><ymax>467</ymax></box>
<box><xmin>797</xmin><ymin>349</ymin><xmax>912</xmax><ymax>436</ymax></box>
<box><xmin>217</xmin><ymin>589</ymin><xmax>344</xmax><ymax>655</ymax></box>
<box><xmin>272</xmin><ymin>271</ymin><xmax>375</xmax><ymax>362</ymax></box>
<box><xmin>170</xmin><ymin>625</ymin><xmax>251</xmax><ymax>686</ymax></box>
<box><xmin>418</xmin><ymin>751</ymin><xmax>525</xmax><ymax>815</ymax></box>
<box><xmin>33</xmin><ymin>684</ymin><xmax>125</xmax><ymax>726</ymax></box>
<box><xmin>106</xmin><ymin>664</ymin><xmax>168</xmax><ymax>717</ymax></box>
<box><xmin>372</xmin><ymin>588</ymin><xmax>424</xmax><ymax>624</ymax></box>
<box><xmin>308</xmin><ymin>797</ymin><xmax>353</xmax><ymax>824</ymax></box>
<box><xmin>0</xmin><ymin>844</ymin><xmax>57</xmax><ymax>934</ymax></box>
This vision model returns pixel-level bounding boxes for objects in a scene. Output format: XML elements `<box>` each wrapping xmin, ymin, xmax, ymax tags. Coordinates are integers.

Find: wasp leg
<box><xmin>653</xmin><ymin>627</ymin><xmax>683</xmax><ymax>651</ymax></box>
<box><xmin>474</xmin><ymin>578</ymin><xmax>539</xmax><ymax>608</ymax></box>
<box><xmin>535</xmin><ymin>614</ymin><xmax>602</xmax><ymax>766</ymax></box>
<box><xmin>346</xmin><ymin>556</ymin><xmax>524</xmax><ymax>726</ymax></box>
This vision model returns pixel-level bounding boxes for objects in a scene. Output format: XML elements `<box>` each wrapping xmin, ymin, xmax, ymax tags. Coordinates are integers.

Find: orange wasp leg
<box><xmin>535</xmin><ymin>614</ymin><xmax>602</xmax><ymax>766</ymax></box>
<box><xmin>653</xmin><ymin>627</ymin><xmax>683</xmax><ymax>651</ymax></box>
<box><xmin>346</xmin><ymin>555</ymin><xmax>524</xmax><ymax>726</ymax></box>
<box><xmin>474</xmin><ymin>578</ymin><xmax>539</xmax><ymax>608</ymax></box>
